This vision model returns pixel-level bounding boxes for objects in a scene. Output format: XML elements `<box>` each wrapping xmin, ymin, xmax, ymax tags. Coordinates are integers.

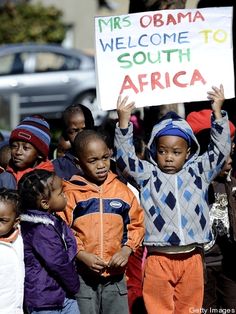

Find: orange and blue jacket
<box><xmin>62</xmin><ymin>171</ymin><xmax>145</xmax><ymax>276</ymax></box>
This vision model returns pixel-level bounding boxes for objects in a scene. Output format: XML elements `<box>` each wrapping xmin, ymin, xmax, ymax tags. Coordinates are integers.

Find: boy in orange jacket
<box><xmin>61</xmin><ymin>129</ymin><xmax>145</xmax><ymax>314</ymax></box>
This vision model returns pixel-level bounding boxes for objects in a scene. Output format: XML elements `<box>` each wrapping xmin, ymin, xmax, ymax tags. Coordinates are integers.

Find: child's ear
<box><xmin>14</xmin><ymin>216</ymin><xmax>20</xmax><ymax>229</ymax></box>
<box><xmin>40</xmin><ymin>199</ymin><xmax>50</xmax><ymax>210</ymax></box>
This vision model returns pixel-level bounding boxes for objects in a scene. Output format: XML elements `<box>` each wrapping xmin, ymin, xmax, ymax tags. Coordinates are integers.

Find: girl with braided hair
<box><xmin>18</xmin><ymin>169</ymin><xmax>80</xmax><ymax>314</ymax></box>
<box><xmin>0</xmin><ymin>188</ymin><xmax>24</xmax><ymax>314</ymax></box>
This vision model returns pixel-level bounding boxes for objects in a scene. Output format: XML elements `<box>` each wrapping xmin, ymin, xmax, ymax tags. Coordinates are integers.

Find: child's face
<box><xmin>46</xmin><ymin>176</ymin><xmax>67</xmax><ymax>213</ymax></box>
<box><xmin>64</xmin><ymin>112</ymin><xmax>86</xmax><ymax>144</ymax></box>
<box><xmin>0</xmin><ymin>200</ymin><xmax>18</xmax><ymax>237</ymax></box>
<box><xmin>10</xmin><ymin>141</ymin><xmax>39</xmax><ymax>170</ymax></box>
<box><xmin>78</xmin><ymin>138</ymin><xmax>110</xmax><ymax>185</ymax></box>
<box><xmin>155</xmin><ymin>136</ymin><xmax>190</xmax><ymax>174</ymax></box>
<box><xmin>56</xmin><ymin>137</ymin><xmax>71</xmax><ymax>158</ymax></box>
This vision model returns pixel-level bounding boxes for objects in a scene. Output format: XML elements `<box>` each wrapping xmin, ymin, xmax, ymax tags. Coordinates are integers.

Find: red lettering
<box><xmin>173</xmin><ymin>71</ymin><xmax>188</xmax><ymax>87</ymax></box>
<box><xmin>153</xmin><ymin>13</ymin><xmax>164</xmax><ymax>27</ymax></box>
<box><xmin>166</xmin><ymin>14</ymin><xmax>177</xmax><ymax>26</ymax></box>
<box><xmin>151</xmin><ymin>72</ymin><xmax>165</xmax><ymax>89</ymax></box>
<box><xmin>120</xmin><ymin>69</ymin><xmax>206</xmax><ymax>94</ymax></box>
<box><xmin>177</xmin><ymin>12</ymin><xmax>191</xmax><ymax>23</ymax></box>
<box><xmin>165</xmin><ymin>72</ymin><xmax>170</xmax><ymax>88</ymax></box>
<box><xmin>140</xmin><ymin>15</ymin><xmax>152</xmax><ymax>28</ymax></box>
<box><xmin>140</xmin><ymin>10</ymin><xmax>205</xmax><ymax>29</ymax></box>
<box><xmin>138</xmin><ymin>74</ymin><xmax>148</xmax><ymax>92</ymax></box>
<box><xmin>193</xmin><ymin>10</ymin><xmax>205</xmax><ymax>22</ymax></box>
<box><xmin>119</xmin><ymin>75</ymin><xmax>139</xmax><ymax>94</ymax></box>
<box><xmin>190</xmin><ymin>69</ymin><xmax>206</xmax><ymax>85</ymax></box>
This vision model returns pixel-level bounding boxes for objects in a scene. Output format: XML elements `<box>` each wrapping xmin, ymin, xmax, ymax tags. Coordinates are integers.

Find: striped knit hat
<box><xmin>9</xmin><ymin>116</ymin><xmax>51</xmax><ymax>158</ymax></box>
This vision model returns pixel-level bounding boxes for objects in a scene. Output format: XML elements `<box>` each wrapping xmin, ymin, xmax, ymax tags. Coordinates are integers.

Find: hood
<box><xmin>63</xmin><ymin>171</ymin><xmax>118</xmax><ymax>193</ymax></box>
<box><xmin>146</xmin><ymin>111</ymin><xmax>200</xmax><ymax>165</ymax></box>
<box><xmin>20</xmin><ymin>210</ymin><xmax>54</xmax><ymax>226</ymax></box>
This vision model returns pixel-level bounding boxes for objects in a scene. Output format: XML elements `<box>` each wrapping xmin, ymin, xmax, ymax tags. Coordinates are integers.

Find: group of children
<box><xmin>0</xmin><ymin>84</ymin><xmax>235</xmax><ymax>314</ymax></box>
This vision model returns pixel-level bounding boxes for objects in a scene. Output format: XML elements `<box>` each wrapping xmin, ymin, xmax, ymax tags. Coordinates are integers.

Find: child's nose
<box><xmin>15</xmin><ymin>147</ymin><xmax>23</xmax><ymax>154</ymax></box>
<box><xmin>97</xmin><ymin>160</ymin><xmax>105</xmax><ymax>168</ymax></box>
<box><xmin>165</xmin><ymin>153</ymin><xmax>173</xmax><ymax>161</ymax></box>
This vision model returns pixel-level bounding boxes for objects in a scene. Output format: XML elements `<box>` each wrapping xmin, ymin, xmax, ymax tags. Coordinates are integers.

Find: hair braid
<box><xmin>18</xmin><ymin>169</ymin><xmax>54</xmax><ymax>211</ymax></box>
<box><xmin>0</xmin><ymin>188</ymin><xmax>21</xmax><ymax>217</ymax></box>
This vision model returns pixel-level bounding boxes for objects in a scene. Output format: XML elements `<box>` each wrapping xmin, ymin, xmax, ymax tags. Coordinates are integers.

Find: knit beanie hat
<box><xmin>186</xmin><ymin>109</ymin><xmax>236</xmax><ymax>138</ymax></box>
<box><xmin>9</xmin><ymin>116</ymin><xmax>51</xmax><ymax>158</ymax></box>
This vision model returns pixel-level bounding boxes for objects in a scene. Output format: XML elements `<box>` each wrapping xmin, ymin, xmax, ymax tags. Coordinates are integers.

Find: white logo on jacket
<box><xmin>110</xmin><ymin>201</ymin><xmax>122</xmax><ymax>209</ymax></box>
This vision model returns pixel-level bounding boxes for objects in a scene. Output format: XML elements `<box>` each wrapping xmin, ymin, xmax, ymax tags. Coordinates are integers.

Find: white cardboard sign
<box><xmin>95</xmin><ymin>7</ymin><xmax>234</xmax><ymax>110</ymax></box>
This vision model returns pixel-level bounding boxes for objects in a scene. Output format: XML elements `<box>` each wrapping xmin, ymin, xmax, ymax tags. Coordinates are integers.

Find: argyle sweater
<box><xmin>114</xmin><ymin>111</ymin><xmax>231</xmax><ymax>247</ymax></box>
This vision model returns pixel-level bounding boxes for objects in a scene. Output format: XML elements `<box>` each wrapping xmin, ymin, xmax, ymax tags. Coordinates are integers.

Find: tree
<box><xmin>0</xmin><ymin>2</ymin><xmax>66</xmax><ymax>44</ymax></box>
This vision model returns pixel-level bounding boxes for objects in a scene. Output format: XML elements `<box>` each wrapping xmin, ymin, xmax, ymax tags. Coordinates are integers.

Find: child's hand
<box><xmin>77</xmin><ymin>251</ymin><xmax>107</xmax><ymax>273</ymax></box>
<box><xmin>207</xmin><ymin>84</ymin><xmax>225</xmax><ymax>119</ymax></box>
<box><xmin>107</xmin><ymin>246</ymin><xmax>132</xmax><ymax>268</ymax></box>
<box><xmin>117</xmin><ymin>95</ymin><xmax>135</xmax><ymax>129</ymax></box>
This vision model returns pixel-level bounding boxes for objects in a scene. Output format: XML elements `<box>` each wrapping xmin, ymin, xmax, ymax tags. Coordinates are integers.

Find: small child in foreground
<box><xmin>18</xmin><ymin>169</ymin><xmax>80</xmax><ymax>314</ymax></box>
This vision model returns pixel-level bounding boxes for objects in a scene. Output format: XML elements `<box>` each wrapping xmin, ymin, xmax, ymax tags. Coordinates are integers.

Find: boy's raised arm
<box><xmin>117</xmin><ymin>95</ymin><xmax>135</xmax><ymax>129</ymax></box>
<box><xmin>207</xmin><ymin>84</ymin><xmax>225</xmax><ymax>120</ymax></box>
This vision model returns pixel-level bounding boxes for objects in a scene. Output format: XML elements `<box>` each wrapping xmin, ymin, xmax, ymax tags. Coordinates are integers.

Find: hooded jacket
<box><xmin>114</xmin><ymin>111</ymin><xmax>231</xmax><ymax>248</ymax></box>
<box><xmin>20</xmin><ymin>210</ymin><xmax>79</xmax><ymax>310</ymax></box>
<box><xmin>61</xmin><ymin>171</ymin><xmax>145</xmax><ymax>276</ymax></box>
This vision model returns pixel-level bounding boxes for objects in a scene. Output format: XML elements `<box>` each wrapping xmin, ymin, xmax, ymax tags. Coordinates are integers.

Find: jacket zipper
<box><xmin>99</xmin><ymin>187</ymin><xmax>104</xmax><ymax>259</ymax></box>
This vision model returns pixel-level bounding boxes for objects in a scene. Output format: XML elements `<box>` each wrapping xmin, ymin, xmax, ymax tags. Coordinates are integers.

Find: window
<box><xmin>0</xmin><ymin>53</ymin><xmax>28</xmax><ymax>75</ymax></box>
<box><xmin>34</xmin><ymin>52</ymin><xmax>81</xmax><ymax>73</ymax></box>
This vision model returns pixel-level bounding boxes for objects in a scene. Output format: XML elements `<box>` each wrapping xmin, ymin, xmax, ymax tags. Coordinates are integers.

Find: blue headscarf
<box><xmin>156</xmin><ymin>126</ymin><xmax>191</xmax><ymax>146</ymax></box>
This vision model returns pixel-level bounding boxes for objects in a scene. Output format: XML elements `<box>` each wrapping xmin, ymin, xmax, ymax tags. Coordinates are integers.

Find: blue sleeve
<box><xmin>199</xmin><ymin>111</ymin><xmax>231</xmax><ymax>183</ymax></box>
<box><xmin>0</xmin><ymin>172</ymin><xmax>17</xmax><ymax>189</ymax></box>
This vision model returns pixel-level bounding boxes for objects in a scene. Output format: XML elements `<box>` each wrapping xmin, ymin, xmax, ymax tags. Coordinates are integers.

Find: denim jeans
<box><xmin>29</xmin><ymin>297</ymin><xmax>80</xmax><ymax>314</ymax></box>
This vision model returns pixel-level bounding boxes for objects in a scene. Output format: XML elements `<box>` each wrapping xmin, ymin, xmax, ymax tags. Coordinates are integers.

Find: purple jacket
<box><xmin>20</xmin><ymin>210</ymin><xmax>80</xmax><ymax>309</ymax></box>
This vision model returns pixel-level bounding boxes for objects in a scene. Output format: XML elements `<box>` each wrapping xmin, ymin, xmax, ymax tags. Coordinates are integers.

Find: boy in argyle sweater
<box><xmin>114</xmin><ymin>85</ymin><xmax>231</xmax><ymax>314</ymax></box>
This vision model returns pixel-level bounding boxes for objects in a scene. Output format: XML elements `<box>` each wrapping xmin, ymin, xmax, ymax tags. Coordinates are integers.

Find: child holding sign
<box><xmin>114</xmin><ymin>85</ymin><xmax>231</xmax><ymax>313</ymax></box>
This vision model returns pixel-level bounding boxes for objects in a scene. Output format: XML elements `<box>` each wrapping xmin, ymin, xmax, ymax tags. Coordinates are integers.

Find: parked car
<box><xmin>0</xmin><ymin>43</ymin><xmax>106</xmax><ymax>124</ymax></box>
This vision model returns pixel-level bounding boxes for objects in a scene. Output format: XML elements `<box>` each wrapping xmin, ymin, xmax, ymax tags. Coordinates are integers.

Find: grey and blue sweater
<box><xmin>114</xmin><ymin>111</ymin><xmax>231</xmax><ymax>248</ymax></box>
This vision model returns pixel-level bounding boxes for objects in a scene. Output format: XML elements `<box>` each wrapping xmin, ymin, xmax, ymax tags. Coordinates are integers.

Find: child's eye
<box><xmin>0</xmin><ymin>219</ymin><xmax>9</xmax><ymax>224</ymax></box>
<box><xmin>88</xmin><ymin>159</ymin><xmax>96</xmax><ymax>164</ymax></box>
<box><xmin>23</xmin><ymin>146</ymin><xmax>30</xmax><ymax>150</ymax></box>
